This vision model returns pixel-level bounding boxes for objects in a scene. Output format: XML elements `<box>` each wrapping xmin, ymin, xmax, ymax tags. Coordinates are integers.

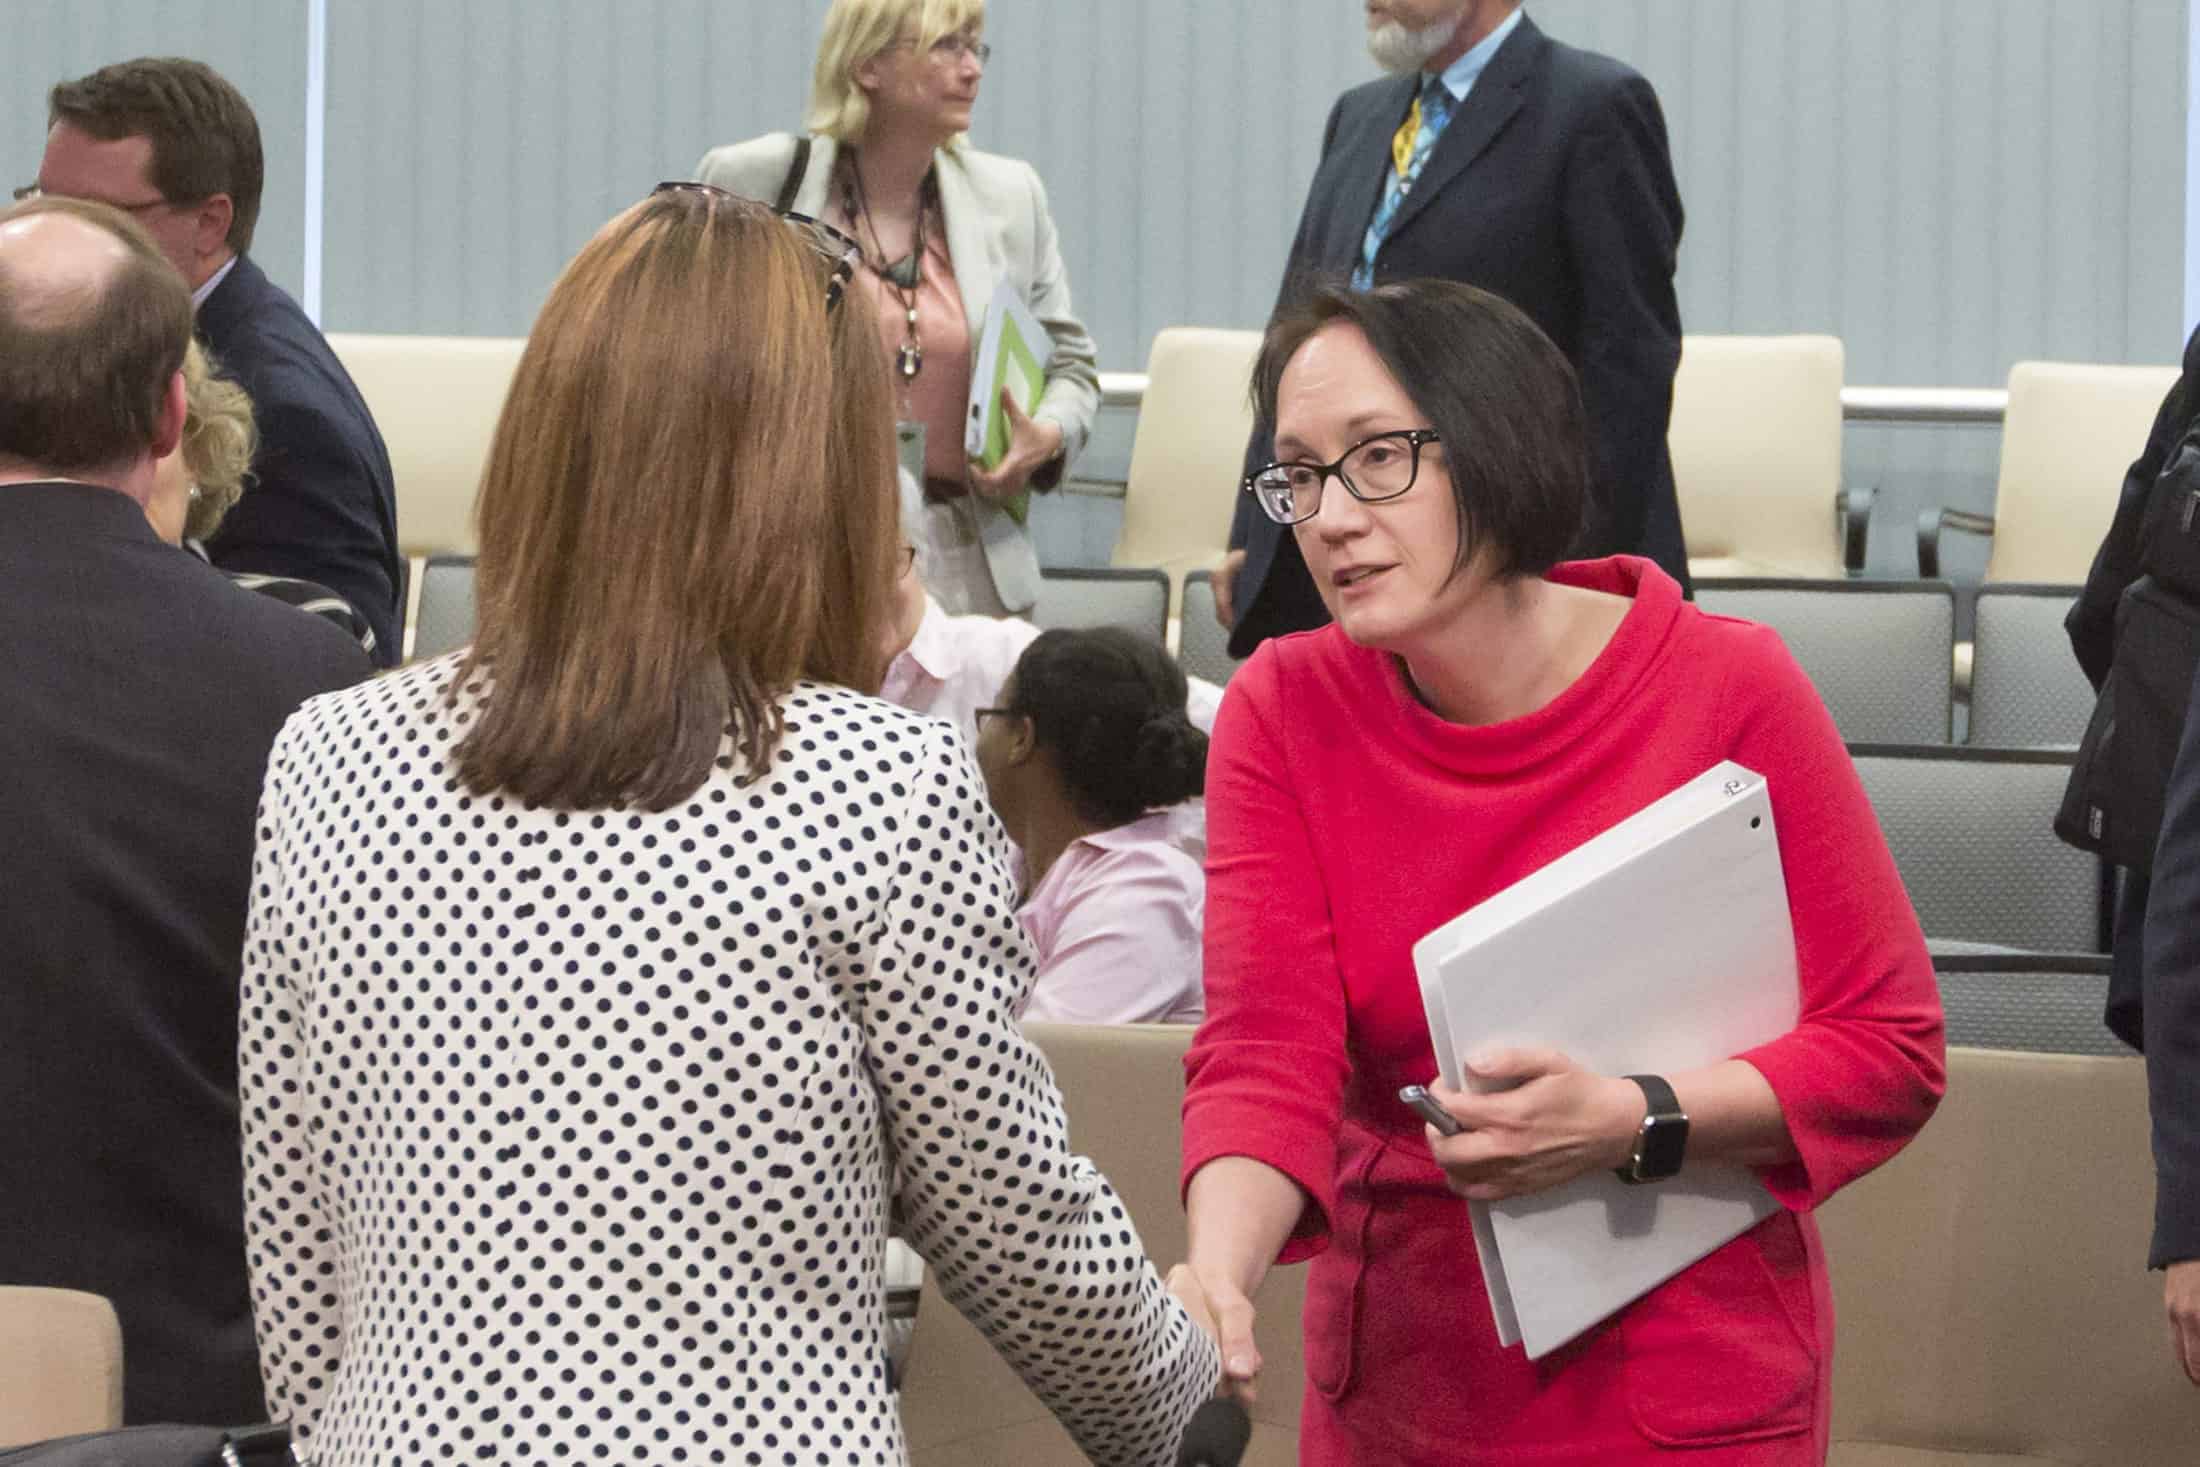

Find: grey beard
<box><xmin>1367</xmin><ymin>15</ymin><xmax>1464</xmax><ymax>74</ymax></box>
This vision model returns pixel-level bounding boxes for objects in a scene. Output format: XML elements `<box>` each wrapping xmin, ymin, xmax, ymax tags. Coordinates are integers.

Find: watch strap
<box><xmin>1616</xmin><ymin>1073</ymin><xmax>1688</xmax><ymax>1184</ymax></box>
<box><xmin>1625</xmin><ymin>1073</ymin><xmax>1682</xmax><ymax>1121</ymax></box>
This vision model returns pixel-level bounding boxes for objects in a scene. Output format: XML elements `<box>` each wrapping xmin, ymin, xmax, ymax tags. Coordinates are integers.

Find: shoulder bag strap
<box><xmin>773</xmin><ymin>135</ymin><xmax>813</xmax><ymax>214</ymax></box>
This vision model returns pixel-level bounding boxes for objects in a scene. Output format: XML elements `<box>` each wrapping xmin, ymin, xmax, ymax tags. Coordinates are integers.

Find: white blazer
<box><xmin>695</xmin><ymin>132</ymin><xmax>1101</xmax><ymax>613</ymax></box>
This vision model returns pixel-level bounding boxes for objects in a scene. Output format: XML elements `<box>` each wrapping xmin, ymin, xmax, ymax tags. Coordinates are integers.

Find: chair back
<box><xmin>0</xmin><ymin>1287</ymin><xmax>122</xmax><ymax>1448</ymax></box>
<box><xmin>410</xmin><ymin>553</ymin><xmax>479</xmax><ymax>662</ymax></box>
<box><xmin>1988</xmin><ymin>361</ymin><xmax>2179</xmax><ymax>583</ymax></box>
<box><xmin>1968</xmin><ymin>584</ymin><xmax>2094</xmax><ymax>747</ymax></box>
<box><xmin>1932</xmin><ymin>951</ymin><xmax>2121</xmax><ymax>1055</ymax></box>
<box><xmin>1030</xmin><ymin>567</ymin><xmax>1171</xmax><ymax>647</ymax></box>
<box><xmin>1669</xmin><ymin>335</ymin><xmax>1847</xmax><ymax>578</ymax></box>
<box><xmin>900</xmin><ymin>1023</ymin><xmax>1302</xmax><ymax>1466</ymax></box>
<box><xmin>1695</xmin><ymin>579</ymin><xmax>1953</xmax><ymax>743</ymax></box>
<box><xmin>1823</xmin><ymin>1047</ymin><xmax>2199</xmax><ymax>1465</ymax></box>
<box><xmin>1849</xmin><ymin>745</ymin><xmax>2097</xmax><ymax>952</ymax></box>
<box><xmin>1178</xmin><ymin>570</ymin><xmax>1246</xmax><ymax>688</ymax></box>
<box><xmin>1112</xmin><ymin>329</ymin><xmax>1263</xmax><ymax>603</ymax></box>
<box><xmin>327</xmin><ymin>333</ymin><xmax>527</xmax><ymax>557</ymax></box>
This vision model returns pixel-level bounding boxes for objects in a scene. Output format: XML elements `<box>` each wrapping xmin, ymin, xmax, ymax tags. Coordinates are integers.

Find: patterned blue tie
<box><xmin>1353</xmin><ymin>76</ymin><xmax>1457</xmax><ymax>291</ymax></box>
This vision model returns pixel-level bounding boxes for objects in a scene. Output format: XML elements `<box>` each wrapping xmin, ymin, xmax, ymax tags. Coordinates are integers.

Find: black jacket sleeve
<box><xmin>1559</xmin><ymin>72</ymin><xmax>1684</xmax><ymax>559</ymax></box>
<box><xmin>2070</xmin><ymin>328</ymin><xmax>2200</xmax><ymax>691</ymax></box>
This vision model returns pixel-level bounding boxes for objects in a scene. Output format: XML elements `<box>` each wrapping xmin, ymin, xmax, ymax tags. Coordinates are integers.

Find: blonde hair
<box><xmin>178</xmin><ymin>339</ymin><xmax>257</xmax><ymax>541</ymax></box>
<box><xmin>806</xmin><ymin>0</ymin><xmax>985</xmax><ymax>142</ymax></box>
<box><xmin>454</xmin><ymin>187</ymin><xmax>899</xmax><ymax>811</ymax></box>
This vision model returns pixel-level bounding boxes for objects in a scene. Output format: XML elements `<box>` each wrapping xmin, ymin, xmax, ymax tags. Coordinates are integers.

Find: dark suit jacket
<box><xmin>2072</xmin><ymin>327</ymin><xmax>2200</xmax><ymax>1268</ymax></box>
<box><xmin>196</xmin><ymin>255</ymin><xmax>402</xmax><ymax>665</ymax></box>
<box><xmin>1228</xmin><ymin>15</ymin><xmax>1688</xmax><ymax>655</ymax></box>
<box><xmin>2144</xmin><ymin>665</ymin><xmax>2200</xmax><ymax>1268</ymax></box>
<box><xmin>0</xmin><ymin>482</ymin><xmax>370</xmax><ymax>1423</ymax></box>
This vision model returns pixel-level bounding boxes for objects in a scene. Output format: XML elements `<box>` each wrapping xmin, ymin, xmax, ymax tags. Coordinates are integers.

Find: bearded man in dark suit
<box><xmin>1216</xmin><ymin>0</ymin><xmax>1688</xmax><ymax>654</ymax></box>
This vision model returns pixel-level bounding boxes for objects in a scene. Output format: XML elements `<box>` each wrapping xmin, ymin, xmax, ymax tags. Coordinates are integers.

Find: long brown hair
<box><xmin>455</xmin><ymin>188</ymin><xmax>898</xmax><ymax>810</ymax></box>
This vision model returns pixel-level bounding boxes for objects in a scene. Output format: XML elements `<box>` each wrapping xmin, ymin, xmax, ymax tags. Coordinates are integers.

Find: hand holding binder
<box><xmin>1412</xmin><ymin>760</ymin><xmax>1801</xmax><ymax>1359</ymax></box>
<box><xmin>1413</xmin><ymin>1049</ymin><xmax>1648</xmax><ymax>1202</ymax></box>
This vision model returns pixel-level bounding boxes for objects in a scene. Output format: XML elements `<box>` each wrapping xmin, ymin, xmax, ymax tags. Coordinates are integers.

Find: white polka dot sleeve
<box><xmin>239</xmin><ymin>717</ymin><xmax>341</xmax><ymax>1441</ymax></box>
<box><xmin>862</xmin><ymin>723</ymin><xmax>1220</xmax><ymax>1466</ymax></box>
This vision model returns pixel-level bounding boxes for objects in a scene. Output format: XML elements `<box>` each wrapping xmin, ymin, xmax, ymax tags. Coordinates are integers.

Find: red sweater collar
<box><xmin>1314</xmin><ymin>555</ymin><xmax>1686</xmax><ymax>778</ymax></box>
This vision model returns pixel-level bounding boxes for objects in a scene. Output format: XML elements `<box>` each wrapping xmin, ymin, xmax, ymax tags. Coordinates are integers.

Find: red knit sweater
<box><xmin>1182</xmin><ymin>557</ymin><xmax>1945</xmax><ymax>1464</ymax></box>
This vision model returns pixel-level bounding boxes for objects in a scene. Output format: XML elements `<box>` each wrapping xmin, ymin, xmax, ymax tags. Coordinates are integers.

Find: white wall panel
<box><xmin>1</xmin><ymin>0</ymin><xmax>311</xmax><ymax>300</ymax></box>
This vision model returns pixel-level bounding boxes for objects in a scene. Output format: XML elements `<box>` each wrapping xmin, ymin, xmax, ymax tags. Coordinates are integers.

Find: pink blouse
<box><xmin>1017</xmin><ymin>810</ymin><xmax>1206</xmax><ymax>1026</ymax></box>
<box><xmin>833</xmin><ymin>197</ymin><xmax>972</xmax><ymax>486</ymax></box>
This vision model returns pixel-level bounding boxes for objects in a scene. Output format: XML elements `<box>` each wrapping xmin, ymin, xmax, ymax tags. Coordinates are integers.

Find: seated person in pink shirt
<box><xmin>974</xmin><ymin>627</ymin><xmax>1208</xmax><ymax>1025</ymax></box>
<box><xmin>879</xmin><ymin>517</ymin><xmax>1223</xmax><ymax>736</ymax></box>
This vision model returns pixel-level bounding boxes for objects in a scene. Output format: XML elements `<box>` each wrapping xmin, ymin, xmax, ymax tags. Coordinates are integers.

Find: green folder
<box><xmin>964</xmin><ymin>281</ymin><xmax>1051</xmax><ymax>525</ymax></box>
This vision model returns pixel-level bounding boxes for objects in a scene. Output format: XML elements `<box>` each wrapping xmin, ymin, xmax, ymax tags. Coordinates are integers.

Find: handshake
<box><xmin>1164</xmin><ymin>1263</ymin><xmax>1260</xmax><ymax>1467</ymax></box>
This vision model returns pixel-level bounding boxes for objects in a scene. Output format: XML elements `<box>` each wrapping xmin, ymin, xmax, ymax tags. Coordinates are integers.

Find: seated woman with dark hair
<box><xmin>975</xmin><ymin>626</ymin><xmax>1207</xmax><ymax>1025</ymax></box>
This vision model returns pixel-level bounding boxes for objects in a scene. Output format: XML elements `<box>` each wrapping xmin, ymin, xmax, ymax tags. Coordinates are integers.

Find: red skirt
<box><xmin>1291</xmin><ymin>1127</ymin><xmax>1831</xmax><ymax>1465</ymax></box>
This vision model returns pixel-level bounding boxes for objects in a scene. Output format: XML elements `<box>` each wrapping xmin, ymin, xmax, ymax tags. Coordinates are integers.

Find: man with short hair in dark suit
<box><xmin>0</xmin><ymin>195</ymin><xmax>369</xmax><ymax>1424</ymax></box>
<box><xmin>1215</xmin><ymin>0</ymin><xmax>1688</xmax><ymax>654</ymax></box>
<box><xmin>37</xmin><ymin>57</ymin><xmax>403</xmax><ymax>665</ymax></box>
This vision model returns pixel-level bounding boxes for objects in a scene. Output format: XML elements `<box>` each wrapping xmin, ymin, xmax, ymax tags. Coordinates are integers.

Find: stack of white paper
<box><xmin>1411</xmin><ymin>760</ymin><xmax>1800</xmax><ymax>1359</ymax></box>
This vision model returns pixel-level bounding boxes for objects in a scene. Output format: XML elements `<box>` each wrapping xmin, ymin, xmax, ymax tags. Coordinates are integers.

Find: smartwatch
<box><xmin>1616</xmin><ymin>1074</ymin><xmax>1688</xmax><ymax>1184</ymax></box>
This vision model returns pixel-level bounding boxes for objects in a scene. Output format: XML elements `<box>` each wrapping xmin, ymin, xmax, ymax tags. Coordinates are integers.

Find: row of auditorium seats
<box><xmin>1188</xmin><ymin>573</ymin><xmax>2090</xmax><ymax>746</ymax></box>
<box><xmin>331</xmin><ymin>332</ymin><xmax>2176</xmax><ymax>638</ymax></box>
<box><xmin>402</xmin><ymin>558</ymin><xmax>1181</xmax><ymax>665</ymax></box>
<box><xmin>405</xmin><ymin>556</ymin><xmax>2107</xmax><ymax>960</ymax></box>
<box><xmin>894</xmin><ymin>1019</ymin><xmax>2200</xmax><ymax>1467</ymax></box>
<box><xmin>7</xmin><ymin>1007</ymin><xmax>2183</xmax><ymax>1463</ymax></box>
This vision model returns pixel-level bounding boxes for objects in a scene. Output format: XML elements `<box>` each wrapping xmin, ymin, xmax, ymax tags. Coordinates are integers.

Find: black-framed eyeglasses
<box><xmin>650</xmin><ymin>181</ymin><xmax>861</xmax><ymax>310</ymax></box>
<box><xmin>1245</xmin><ymin>428</ymin><xmax>1443</xmax><ymax>526</ymax></box>
<box><xmin>897</xmin><ymin>543</ymin><xmax>918</xmax><ymax>576</ymax></box>
<box><xmin>973</xmin><ymin>706</ymin><xmax>1019</xmax><ymax>733</ymax></box>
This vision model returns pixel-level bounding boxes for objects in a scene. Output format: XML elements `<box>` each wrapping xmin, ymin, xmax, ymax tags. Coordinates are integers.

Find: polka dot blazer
<box><xmin>239</xmin><ymin>660</ymin><xmax>1218</xmax><ymax>1464</ymax></box>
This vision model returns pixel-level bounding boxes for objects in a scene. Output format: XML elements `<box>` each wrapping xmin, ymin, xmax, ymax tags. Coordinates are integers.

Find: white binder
<box><xmin>1411</xmin><ymin>760</ymin><xmax>1800</xmax><ymax>1360</ymax></box>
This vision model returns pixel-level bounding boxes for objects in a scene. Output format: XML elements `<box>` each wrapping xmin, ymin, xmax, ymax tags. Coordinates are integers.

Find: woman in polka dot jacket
<box><xmin>237</xmin><ymin>185</ymin><xmax>1220</xmax><ymax>1465</ymax></box>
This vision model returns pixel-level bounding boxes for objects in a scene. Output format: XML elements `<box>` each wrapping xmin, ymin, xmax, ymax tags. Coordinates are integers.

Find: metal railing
<box><xmin>1067</xmin><ymin>376</ymin><xmax>2011</xmax><ymax>496</ymax></box>
<box><xmin>1100</xmin><ymin>372</ymin><xmax>2008</xmax><ymax>424</ymax></box>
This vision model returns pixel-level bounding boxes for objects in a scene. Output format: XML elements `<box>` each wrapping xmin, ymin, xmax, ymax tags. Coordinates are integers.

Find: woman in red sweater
<box><xmin>1171</xmin><ymin>280</ymin><xmax>1945</xmax><ymax>1464</ymax></box>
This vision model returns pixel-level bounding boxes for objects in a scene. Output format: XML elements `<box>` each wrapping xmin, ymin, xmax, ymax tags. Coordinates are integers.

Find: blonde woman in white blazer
<box><xmin>696</xmin><ymin>0</ymin><xmax>1097</xmax><ymax>617</ymax></box>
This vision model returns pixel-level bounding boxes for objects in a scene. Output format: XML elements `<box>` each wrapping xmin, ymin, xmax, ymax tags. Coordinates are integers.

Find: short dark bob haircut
<box><xmin>1250</xmin><ymin>278</ymin><xmax>1590</xmax><ymax>582</ymax></box>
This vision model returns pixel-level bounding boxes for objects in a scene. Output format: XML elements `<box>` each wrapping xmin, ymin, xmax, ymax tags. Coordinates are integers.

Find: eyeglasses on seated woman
<box><xmin>237</xmin><ymin>181</ymin><xmax>1218</xmax><ymax>1467</ymax></box>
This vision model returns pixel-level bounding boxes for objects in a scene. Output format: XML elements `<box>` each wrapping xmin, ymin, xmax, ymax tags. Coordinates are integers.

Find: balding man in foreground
<box><xmin>0</xmin><ymin>197</ymin><xmax>368</xmax><ymax>1424</ymax></box>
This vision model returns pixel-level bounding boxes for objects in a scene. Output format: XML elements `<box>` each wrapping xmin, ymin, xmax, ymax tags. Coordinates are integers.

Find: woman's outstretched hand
<box><xmin>1422</xmin><ymin>1049</ymin><xmax>1644</xmax><ymax>1201</ymax></box>
<box><xmin>1166</xmin><ymin>1262</ymin><xmax>1262</xmax><ymax>1406</ymax></box>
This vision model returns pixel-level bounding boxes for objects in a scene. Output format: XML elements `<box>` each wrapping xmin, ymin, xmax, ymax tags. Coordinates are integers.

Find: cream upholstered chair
<box><xmin>0</xmin><ymin>1287</ymin><xmax>123</xmax><ymax>1447</ymax></box>
<box><xmin>326</xmin><ymin>334</ymin><xmax>525</xmax><ymax>659</ymax></box>
<box><xmin>1919</xmin><ymin>359</ymin><xmax>2180</xmax><ymax>582</ymax></box>
<box><xmin>1111</xmin><ymin>328</ymin><xmax>1263</xmax><ymax>631</ymax></box>
<box><xmin>326</xmin><ymin>333</ymin><xmax>526</xmax><ymax>559</ymax></box>
<box><xmin>1823</xmin><ymin>1047</ymin><xmax>2200</xmax><ymax>1465</ymax></box>
<box><xmin>1670</xmin><ymin>334</ymin><xmax>1861</xmax><ymax>579</ymax></box>
<box><xmin>900</xmin><ymin>1023</ymin><xmax>1302</xmax><ymax>1467</ymax></box>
